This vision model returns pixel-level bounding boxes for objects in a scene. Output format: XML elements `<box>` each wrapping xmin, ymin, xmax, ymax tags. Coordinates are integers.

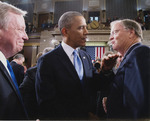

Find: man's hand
<box><xmin>102</xmin><ymin>97</ymin><xmax>107</xmax><ymax>113</ymax></box>
<box><xmin>101</xmin><ymin>53</ymin><xmax>119</xmax><ymax>72</ymax></box>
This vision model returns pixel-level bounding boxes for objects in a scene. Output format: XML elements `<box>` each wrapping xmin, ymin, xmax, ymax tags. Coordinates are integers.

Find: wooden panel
<box><xmin>38</xmin><ymin>13</ymin><xmax>49</xmax><ymax>27</ymax></box>
<box><xmin>23</xmin><ymin>46</ymin><xmax>38</xmax><ymax>68</ymax></box>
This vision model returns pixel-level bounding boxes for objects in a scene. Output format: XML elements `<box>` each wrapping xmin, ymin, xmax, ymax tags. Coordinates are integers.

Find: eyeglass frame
<box><xmin>110</xmin><ymin>28</ymin><xmax>128</xmax><ymax>37</ymax></box>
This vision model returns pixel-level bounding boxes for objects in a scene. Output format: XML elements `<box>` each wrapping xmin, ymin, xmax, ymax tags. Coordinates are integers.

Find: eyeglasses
<box><xmin>110</xmin><ymin>29</ymin><xmax>121</xmax><ymax>36</ymax></box>
<box><xmin>110</xmin><ymin>28</ymin><xmax>128</xmax><ymax>36</ymax></box>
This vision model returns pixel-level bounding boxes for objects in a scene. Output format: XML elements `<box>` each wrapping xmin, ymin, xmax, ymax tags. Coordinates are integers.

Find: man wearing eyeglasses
<box><xmin>103</xmin><ymin>19</ymin><xmax>150</xmax><ymax>119</ymax></box>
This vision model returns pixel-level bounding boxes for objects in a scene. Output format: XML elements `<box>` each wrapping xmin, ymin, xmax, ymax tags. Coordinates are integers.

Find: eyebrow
<box><xmin>77</xmin><ymin>25</ymin><xmax>87</xmax><ymax>29</ymax></box>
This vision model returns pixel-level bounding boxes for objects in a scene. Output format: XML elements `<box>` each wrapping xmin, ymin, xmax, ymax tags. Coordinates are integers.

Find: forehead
<box><xmin>72</xmin><ymin>16</ymin><xmax>86</xmax><ymax>25</ymax></box>
<box><xmin>111</xmin><ymin>22</ymin><xmax>124</xmax><ymax>32</ymax></box>
<box><xmin>8</xmin><ymin>12</ymin><xmax>25</xmax><ymax>28</ymax></box>
<box><xmin>73</xmin><ymin>16</ymin><xmax>84</xmax><ymax>20</ymax></box>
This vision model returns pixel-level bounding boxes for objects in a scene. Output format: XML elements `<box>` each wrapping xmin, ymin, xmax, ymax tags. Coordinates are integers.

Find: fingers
<box><xmin>102</xmin><ymin>97</ymin><xmax>107</xmax><ymax>113</ymax></box>
<box><xmin>104</xmin><ymin>53</ymin><xmax>119</xmax><ymax>60</ymax></box>
<box><xmin>101</xmin><ymin>53</ymin><xmax>119</xmax><ymax>71</ymax></box>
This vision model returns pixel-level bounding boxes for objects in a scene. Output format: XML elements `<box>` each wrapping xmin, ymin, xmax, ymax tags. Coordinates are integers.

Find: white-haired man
<box><xmin>0</xmin><ymin>1</ymin><xmax>28</xmax><ymax>119</ymax></box>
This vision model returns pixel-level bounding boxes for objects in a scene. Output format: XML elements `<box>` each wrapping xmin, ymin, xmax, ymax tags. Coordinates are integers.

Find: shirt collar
<box><xmin>0</xmin><ymin>51</ymin><xmax>7</xmax><ymax>68</ymax></box>
<box><xmin>61</xmin><ymin>41</ymin><xmax>74</xmax><ymax>57</ymax></box>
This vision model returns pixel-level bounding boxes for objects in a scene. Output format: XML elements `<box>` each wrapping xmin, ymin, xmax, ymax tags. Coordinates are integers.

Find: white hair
<box><xmin>0</xmin><ymin>1</ymin><xmax>27</xmax><ymax>29</ymax></box>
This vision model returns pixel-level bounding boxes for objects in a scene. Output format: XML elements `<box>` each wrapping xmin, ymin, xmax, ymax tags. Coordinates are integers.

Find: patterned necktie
<box><xmin>73</xmin><ymin>50</ymin><xmax>83</xmax><ymax>80</ymax></box>
<box><xmin>7</xmin><ymin>60</ymin><xmax>21</xmax><ymax>96</ymax></box>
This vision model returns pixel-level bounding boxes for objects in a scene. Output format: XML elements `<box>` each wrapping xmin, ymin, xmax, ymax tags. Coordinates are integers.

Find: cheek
<box><xmin>72</xmin><ymin>33</ymin><xmax>80</xmax><ymax>41</ymax></box>
<box><xmin>10</xmin><ymin>40</ymin><xmax>17</xmax><ymax>50</ymax></box>
<box><xmin>115</xmin><ymin>36</ymin><xmax>122</xmax><ymax>44</ymax></box>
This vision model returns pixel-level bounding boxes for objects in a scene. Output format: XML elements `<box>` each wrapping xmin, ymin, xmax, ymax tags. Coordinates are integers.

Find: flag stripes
<box><xmin>95</xmin><ymin>47</ymin><xmax>105</xmax><ymax>59</ymax></box>
<box><xmin>85</xmin><ymin>46</ymin><xmax>105</xmax><ymax>60</ymax></box>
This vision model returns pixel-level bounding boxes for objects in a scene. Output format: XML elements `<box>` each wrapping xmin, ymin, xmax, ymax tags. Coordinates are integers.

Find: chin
<box><xmin>80</xmin><ymin>45</ymin><xmax>85</xmax><ymax>47</ymax></box>
<box><xmin>18</xmin><ymin>48</ymin><xmax>23</xmax><ymax>52</ymax></box>
<box><xmin>81</xmin><ymin>43</ymin><xmax>86</xmax><ymax>46</ymax></box>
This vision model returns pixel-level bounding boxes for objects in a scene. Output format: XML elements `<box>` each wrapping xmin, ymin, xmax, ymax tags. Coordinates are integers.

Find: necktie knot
<box><xmin>73</xmin><ymin>50</ymin><xmax>78</xmax><ymax>56</ymax></box>
<box><xmin>73</xmin><ymin>50</ymin><xmax>83</xmax><ymax>80</ymax></box>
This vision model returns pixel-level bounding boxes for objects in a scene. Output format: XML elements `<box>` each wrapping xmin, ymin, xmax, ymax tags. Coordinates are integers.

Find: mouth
<box><xmin>107</xmin><ymin>41</ymin><xmax>115</xmax><ymax>47</ymax></box>
<box><xmin>19</xmin><ymin>42</ymin><xmax>24</xmax><ymax>47</ymax></box>
<box><xmin>82</xmin><ymin>37</ymin><xmax>87</xmax><ymax>41</ymax></box>
<box><xmin>107</xmin><ymin>41</ymin><xmax>112</xmax><ymax>46</ymax></box>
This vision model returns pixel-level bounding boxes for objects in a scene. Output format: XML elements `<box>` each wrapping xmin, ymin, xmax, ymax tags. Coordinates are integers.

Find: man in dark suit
<box><xmin>0</xmin><ymin>1</ymin><xmax>28</xmax><ymax>119</ymax></box>
<box><xmin>35</xmin><ymin>11</ymin><xmax>117</xmax><ymax>120</ymax></box>
<box><xmin>103</xmin><ymin>19</ymin><xmax>150</xmax><ymax>119</ymax></box>
<box><xmin>19</xmin><ymin>47</ymin><xmax>54</xmax><ymax>119</ymax></box>
<box><xmin>10</xmin><ymin>53</ymin><xmax>25</xmax><ymax>86</ymax></box>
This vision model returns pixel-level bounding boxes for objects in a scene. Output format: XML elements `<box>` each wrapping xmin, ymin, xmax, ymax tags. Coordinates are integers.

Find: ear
<box><xmin>61</xmin><ymin>28</ymin><xmax>68</xmax><ymax>36</ymax></box>
<box><xmin>129</xmin><ymin>29</ymin><xmax>135</xmax><ymax>39</ymax></box>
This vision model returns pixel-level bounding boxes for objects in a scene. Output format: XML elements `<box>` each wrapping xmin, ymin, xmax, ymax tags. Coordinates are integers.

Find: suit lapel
<box><xmin>0</xmin><ymin>61</ymin><xmax>21</xmax><ymax>100</ymax></box>
<box><xmin>79</xmin><ymin>50</ymin><xmax>91</xmax><ymax>78</ymax></box>
<box><xmin>55</xmin><ymin>45</ymin><xmax>80</xmax><ymax>81</ymax></box>
<box><xmin>0</xmin><ymin>61</ymin><xmax>28</xmax><ymax>117</ymax></box>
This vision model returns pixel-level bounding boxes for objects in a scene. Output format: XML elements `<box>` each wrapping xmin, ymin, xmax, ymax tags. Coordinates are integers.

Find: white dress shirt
<box><xmin>0</xmin><ymin>51</ymin><xmax>10</xmax><ymax>74</ymax></box>
<box><xmin>61</xmin><ymin>41</ymin><xmax>75</xmax><ymax>65</ymax></box>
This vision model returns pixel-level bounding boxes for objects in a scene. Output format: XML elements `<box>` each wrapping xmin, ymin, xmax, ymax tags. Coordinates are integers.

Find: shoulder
<box><xmin>11</xmin><ymin>62</ymin><xmax>24</xmax><ymax>70</ymax></box>
<box><xmin>10</xmin><ymin>61</ymin><xmax>16</xmax><ymax>66</ymax></box>
<box><xmin>26</xmin><ymin>66</ymin><xmax>37</xmax><ymax>75</ymax></box>
<box><xmin>130</xmin><ymin>44</ymin><xmax>150</xmax><ymax>57</ymax></box>
<box><xmin>37</xmin><ymin>46</ymin><xmax>62</xmax><ymax>66</ymax></box>
<box><xmin>134</xmin><ymin>44</ymin><xmax>150</xmax><ymax>51</ymax></box>
<box><xmin>79</xmin><ymin>49</ymin><xmax>91</xmax><ymax>58</ymax></box>
<box><xmin>25</xmin><ymin>66</ymin><xmax>37</xmax><ymax>79</ymax></box>
<box><xmin>126</xmin><ymin>44</ymin><xmax>150</xmax><ymax>68</ymax></box>
<box><xmin>40</xmin><ymin>45</ymin><xmax>64</xmax><ymax>60</ymax></box>
<box><xmin>126</xmin><ymin>43</ymin><xmax>149</xmax><ymax>57</ymax></box>
<box><xmin>17</xmin><ymin>64</ymin><xmax>24</xmax><ymax>70</ymax></box>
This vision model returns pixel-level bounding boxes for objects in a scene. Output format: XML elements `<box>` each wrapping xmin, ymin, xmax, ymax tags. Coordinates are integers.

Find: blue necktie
<box><xmin>73</xmin><ymin>50</ymin><xmax>83</xmax><ymax>80</ymax></box>
<box><xmin>7</xmin><ymin>60</ymin><xmax>28</xmax><ymax>118</ymax></box>
<box><xmin>7</xmin><ymin>60</ymin><xmax>21</xmax><ymax>97</ymax></box>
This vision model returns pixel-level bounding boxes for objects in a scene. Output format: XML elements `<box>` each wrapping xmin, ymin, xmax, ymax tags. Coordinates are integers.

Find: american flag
<box><xmin>85</xmin><ymin>46</ymin><xmax>105</xmax><ymax>60</ymax></box>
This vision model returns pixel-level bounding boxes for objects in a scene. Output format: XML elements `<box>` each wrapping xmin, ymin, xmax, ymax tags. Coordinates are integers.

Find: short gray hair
<box><xmin>110</xmin><ymin>19</ymin><xmax>143</xmax><ymax>40</ymax></box>
<box><xmin>13</xmin><ymin>53</ymin><xmax>24</xmax><ymax>60</ymax></box>
<box><xmin>58</xmin><ymin>11</ymin><xmax>83</xmax><ymax>35</ymax></box>
<box><xmin>0</xmin><ymin>1</ymin><xmax>27</xmax><ymax>29</ymax></box>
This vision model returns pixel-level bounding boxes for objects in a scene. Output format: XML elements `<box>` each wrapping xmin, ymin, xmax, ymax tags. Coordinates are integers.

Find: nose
<box><xmin>23</xmin><ymin>31</ymin><xmax>29</xmax><ymax>41</ymax></box>
<box><xmin>84</xmin><ymin>27</ymin><xmax>88</xmax><ymax>34</ymax></box>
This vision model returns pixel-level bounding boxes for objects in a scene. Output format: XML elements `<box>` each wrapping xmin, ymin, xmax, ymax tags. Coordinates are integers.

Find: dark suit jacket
<box><xmin>35</xmin><ymin>45</ymin><xmax>98</xmax><ymax>119</ymax></box>
<box><xmin>10</xmin><ymin>61</ymin><xmax>24</xmax><ymax>86</ymax></box>
<box><xmin>20</xmin><ymin>66</ymin><xmax>38</xmax><ymax>119</ymax></box>
<box><xmin>107</xmin><ymin>43</ymin><xmax>150</xmax><ymax>119</ymax></box>
<box><xmin>0</xmin><ymin>61</ymin><xmax>28</xmax><ymax>119</ymax></box>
